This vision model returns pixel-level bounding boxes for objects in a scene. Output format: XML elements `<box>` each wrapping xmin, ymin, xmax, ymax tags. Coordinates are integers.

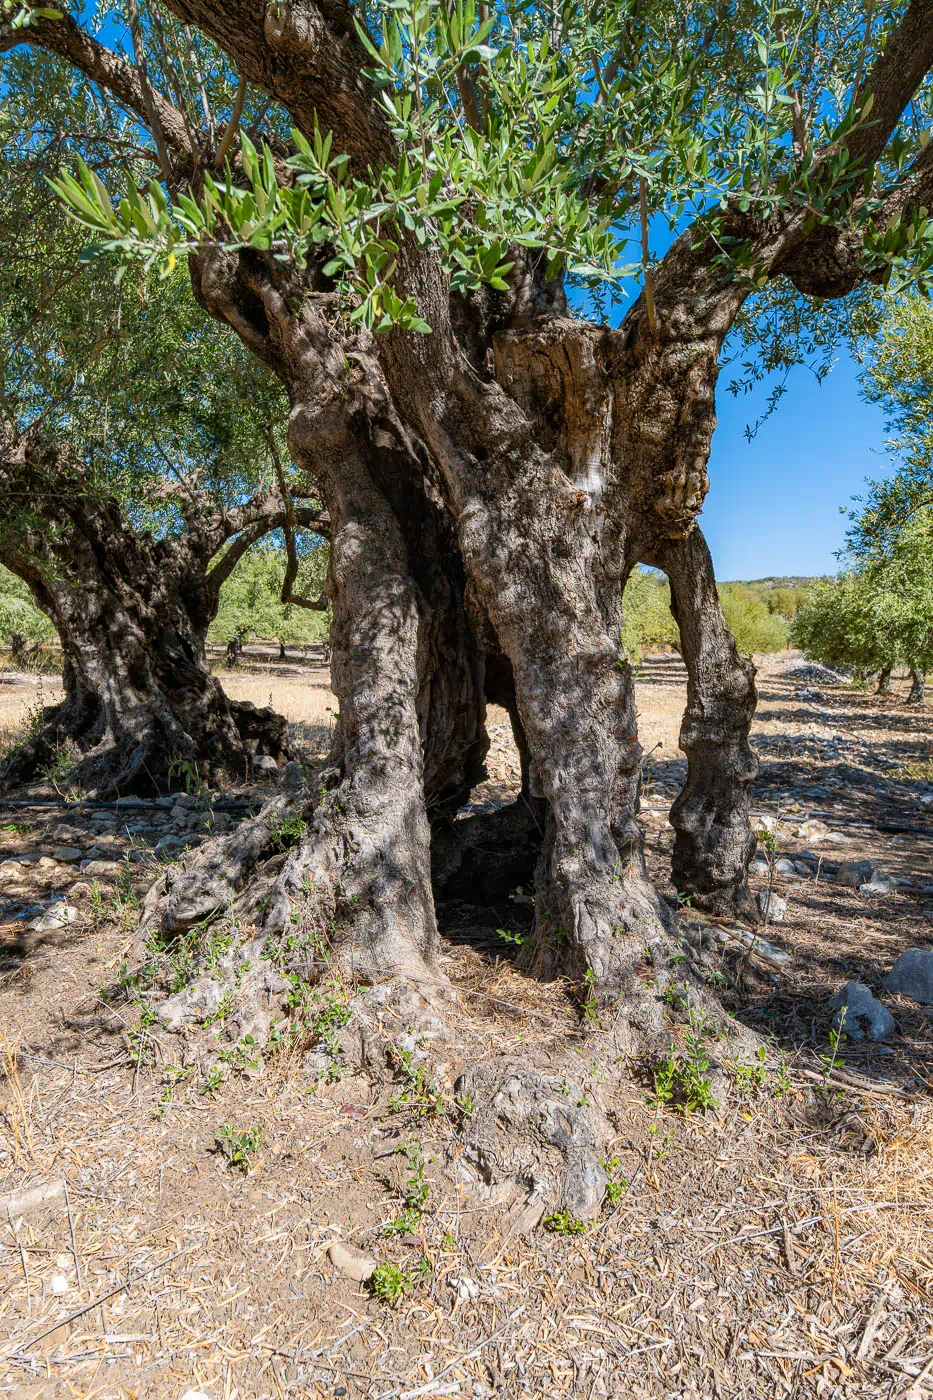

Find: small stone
<box><xmin>828</xmin><ymin>981</ymin><xmax>895</xmax><ymax>1041</ymax></box>
<box><xmin>50</xmin><ymin>1273</ymin><xmax>70</xmax><ymax>1295</ymax></box>
<box><xmin>155</xmin><ymin>835</ymin><xmax>190</xmax><ymax>857</ymax></box>
<box><xmin>884</xmin><ymin>948</ymin><xmax>933</xmax><ymax>1004</ymax></box>
<box><xmin>793</xmin><ymin>860</ymin><xmax>814</xmax><ymax>876</ymax></box>
<box><xmin>179</xmin><ymin>1392</ymin><xmax>213</xmax><ymax>1400</ymax></box>
<box><xmin>798</xmin><ymin>818</ymin><xmax>830</xmax><ymax>840</ymax></box>
<box><xmin>327</xmin><ymin>1241</ymin><xmax>378</xmax><ymax>1283</ymax></box>
<box><xmin>453</xmin><ymin>1274</ymin><xmax>479</xmax><ymax>1302</ymax></box>
<box><xmin>252</xmin><ymin>755</ymin><xmax>280</xmax><ymax>777</ymax></box>
<box><xmin>859</xmin><ymin>871</ymin><xmax>898</xmax><ymax>896</ymax></box>
<box><xmin>836</xmin><ymin>860</ymin><xmax>874</xmax><ymax>889</ymax></box>
<box><xmin>756</xmin><ymin>891</ymin><xmax>787</xmax><ymax>922</ymax></box>
<box><xmin>27</xmin><ymin>904</ymin><xmax>79</xmax><ymax>933</ymax></box>
<box><xmin>281</xmin><ymin>760</ymin><xmax>304</xmax><ymax>790</ymax></box>
<box><xmin>747</xmin><ymin>859</ymin><xmax>770</xmax><ymax>877</ymax></box>
<box><xmin>775</xmin><ymin>858</ymin><xmax>797</xmax><ymax>877</ymax></box>
<box><xmin>52</xmin><ymin>847</ymin><xmax>82</xmax><ymax>863</ymax></box>
<box><xmin>822</xmin><ymin>831</ymin><xmax>851</xmax><ymax>845</ymax></box>
<box><xmin>79</xmin><ymin>860</ymin><xmax>123</xmax><ymax>878</ymax></box>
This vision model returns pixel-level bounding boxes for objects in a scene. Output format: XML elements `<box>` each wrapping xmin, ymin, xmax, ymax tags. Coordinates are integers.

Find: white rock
<box><xmin>453</xmin><ymin>1274</ymin><xmax>480</xmax><ymax>1302</ymax></box>
<box><xmin>747</xmin><ymin>859</ymin><xmax>770</xmax><ymax>877</ymax></box>
<box><xmin>798</xmin><ymin>818</ymin><xmax>830</xmax><ymax>840</ymax></box>
<box><xmin>775</xmin><ymin>858</ymin><xmax>797</xmax><ymax>877</ymax></box>
<box><xmin>822</xmin><ymin>832</ymin><xmax>851</xmax><ymax>845</ymax></box>
<box><xmin>756</xmin><ymin>891</ymin><xmax>787</xmax><ymax>922</ymax></box>
<box><xmin>28</xmin><ymin>905</ymin><xmax>79</xmax><ymax>933</ymax></box>
<box><xmin>327</xmin><ymin>1240</ymin><xmax>378</xmax><ymax>1282</ymax></box>
<box><xmin>884</xmin><ymin>948</ymin><xmax>933</xmax><ymax>1004</ymax></box>
<box><xmin>859</xmin><ymin>871</ymin><xmax>898</xmax><ymax>896</ymax></box>
<box><xmin>51</xmin><ymin>1273</ymin><xmax>70</xmax><ymax>1295</ymax></box>
<box><xmin>720</xmin><ymin>928</ymin><xmax>791</xmax><ymax>966</ymax></box>
<box><xmin>252</xmin><ymin>755</ymin><xmax>280</xmax><ymax>776</ymax></box>
<box><xmin>828</xmin><ymin>981</ymin><xmax>895</xmax><ymax>1041</ymax></box>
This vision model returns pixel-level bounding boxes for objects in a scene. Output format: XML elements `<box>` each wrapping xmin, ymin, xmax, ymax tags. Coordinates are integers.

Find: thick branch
<box><xmin>204</xmin><ymin>501</ymin><xmax>329</xmax><ymax>593</ymax></box>
<box><xmin>844</xmin><ymin>0</ymin><xmax>933</xmax><ymax>174</ymax></box>
<box><xmin>0</xmin><ymin>12</ymin><xmax>193</xmax><ymax>157</ymax></box>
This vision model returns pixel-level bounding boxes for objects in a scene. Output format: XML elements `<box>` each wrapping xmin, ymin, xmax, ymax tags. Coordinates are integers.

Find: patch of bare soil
<box><xmin>0</xmin><ymin>657</ymin><xmax>930</xmax><ymax>1399</ymax></box>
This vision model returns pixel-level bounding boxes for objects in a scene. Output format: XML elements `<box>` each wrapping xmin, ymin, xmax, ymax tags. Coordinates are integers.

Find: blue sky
<box><xmin>702</xmin><ymin>348</ymin><xmax>892</xmax><ymax>582</ymax></box>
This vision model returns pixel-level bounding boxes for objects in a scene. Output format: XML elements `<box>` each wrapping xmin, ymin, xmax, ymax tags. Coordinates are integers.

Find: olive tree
<box><xmin>0</xmin><ymin>58</ymin><xmax>328</xmax><ymax>792</ymax></box>
<box><xmin>6</xmin><ymin>0</ymin><xmax>933</xmax><ymax>1038</ymax></box>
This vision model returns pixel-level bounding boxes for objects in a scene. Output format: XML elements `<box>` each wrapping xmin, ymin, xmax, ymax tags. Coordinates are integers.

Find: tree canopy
<box><xmin>792</xmin><ymin>508</ymin><xmax>933</xmax><ymax>679</ymax></box>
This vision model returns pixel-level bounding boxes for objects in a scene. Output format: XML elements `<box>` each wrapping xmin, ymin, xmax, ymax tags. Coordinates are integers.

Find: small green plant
<box><xmin>599</xmin><ymin>1156</ymin><xmax>628</xmax><ymax>1206</ymax></box>
<box><xmin>218</xmin><ymin>1034</ymin><xmax>261</xmax><ymax>1074</ymax></box>
<box><xmin>730</xmin><ymin>1044</ymin><xmax>770</xmax><ymax>1091</ymax></box>
<box><xmin>773</xmin><ymin>1057</ymin><xmax>792</xmax><ymax>1096</ymax></box>
<box><xmin>384</xmin><ymin>1141</ymin><xmax>431</xmax><ymax>1238</ymax></box>
<box><xmin>496</xmin><ymin>927</ymin><xmax>526</xmax><ymax>947</ymax></box>
<box><xmin>214</xmin><ymin>1123</ymin><xmax>263</xmax><ymax>1171</ymax></box>
<box><xmin>267</xmin><ymin>810</ymin><xmax>308</xmax><ymax>852</ymax></box>
<box><xmin>369</xmin><ymin>1261</ymin><xmax>410</xmax><ymax>1302</ymax></box>
<box><xmin>651</xmin><ymin>1009</ymin><xmax>718</xmax><ymax>1114</ymax></box>
<box><xmin>388</xmin><ymin>1047</ymin><xmax>448</xmax><ymax>1118</ymax></box>
<box><xmin>663</xmin><ymin>981</ymin><xmax>689</xmax><ymax>1013</ymax></box>
<box><xmin>168</xmin><ymin>757</ymin><xmax>214</xmax><ymax>812</ymax></box>
<box><xmin>821</xmin><ymin>1008</ymin><xmax>847</xmax><ymax>1083</ymax></box>
<box><xmin>581</xmin><ymin>967</ymin><xmax>602</xmax><ymax>1028</ymax></box>
<box><xmin>648</xmin><ymin>1123</ymin><xmax>677</xmax><ymax>1159</ymax></box>
<box><xmin>543</xmin><ymin>1211</ymin><xmax>588</xmax><ymax>1236</ymax></box>
<box><xmin>756</xmin><ymin>826</ymin><xmax>780</xmax><ymax>927</ymax></box>
<box><xmin>200</xmin><ymin>1064</ymin><xmax>225</xmax><ymax>1096</ymax></box>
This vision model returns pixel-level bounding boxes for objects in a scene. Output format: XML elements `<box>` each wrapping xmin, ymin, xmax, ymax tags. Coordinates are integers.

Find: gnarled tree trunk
<box><xmin>908</xmin><ymin>667</ymin><xmax>926</xmax><ymax>706</ymax></box>
<box><xmin>657</xmin><ymin>527</ymin><xmax>759</xmax><ymax>919</ymax></box>
<box><xmin>0</xmin><ymin>427</ymin><xmax>310</xmax><ymax>795</ymax></box>
<box><xmin>876</xmin><ymin>666</ymin><xmax>893</xmax><ymax>696</ymax></box>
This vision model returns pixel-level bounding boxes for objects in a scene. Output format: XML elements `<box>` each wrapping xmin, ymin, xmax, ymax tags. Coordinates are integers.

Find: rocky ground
<box><xmin>0</xmin><ymin>654</ymin><xmax>930</xmax><ymax>1399</ymax></box>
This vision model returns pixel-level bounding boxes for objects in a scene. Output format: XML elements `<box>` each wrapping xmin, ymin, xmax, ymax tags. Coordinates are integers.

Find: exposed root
<box><xmin>453</xmin><ymin>1058</ymin><xmax>614</xmax><ymax>1219</ymax></box>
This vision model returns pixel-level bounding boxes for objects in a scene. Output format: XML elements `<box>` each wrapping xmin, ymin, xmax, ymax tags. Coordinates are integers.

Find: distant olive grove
<box><xmin>622</xmin><ymin>569</ymin><xmax>811</xmax><ymax>664</ymax></box>
<box><xmin>0</xmin><ymin>544</ymin><xmax>329</xmax><ymax>664</ymax></box>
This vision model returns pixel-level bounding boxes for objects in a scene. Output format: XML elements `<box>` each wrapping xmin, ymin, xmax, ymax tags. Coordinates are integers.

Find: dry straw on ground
<box><xmin>0</xmin><ymin>654</ymin><xmax>931</xmax><ymax>1398</ymax></box>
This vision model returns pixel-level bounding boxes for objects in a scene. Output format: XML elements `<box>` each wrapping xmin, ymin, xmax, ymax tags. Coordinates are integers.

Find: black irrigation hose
<box><xmin>0</xmin><ymin>798</ymin><xmax>263</xmax><ymax>811</ymax></box>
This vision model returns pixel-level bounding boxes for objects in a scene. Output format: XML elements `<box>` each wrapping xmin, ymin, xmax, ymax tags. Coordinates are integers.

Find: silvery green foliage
<box><xmin>49</xmin><ymin>0</ymin><xmax>933</xmax><ymax>333</ymax></box>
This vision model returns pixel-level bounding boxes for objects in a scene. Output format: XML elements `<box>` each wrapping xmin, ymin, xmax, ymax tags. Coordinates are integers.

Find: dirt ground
<box><xmin>0</xmin><ymin>654</ymin><xmax>931</xmax><ymax>1399</ymax></box>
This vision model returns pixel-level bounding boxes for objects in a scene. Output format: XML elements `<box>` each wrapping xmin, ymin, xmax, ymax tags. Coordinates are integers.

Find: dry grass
<box><xmin>1</xmin><ymin>655</ymin><xmax>932</xmax><ymax>1398</ymax></box>
<box><xmin>0</xmin><ymin>677</ymin><xmax>64</xmax><ymax>761</ymax></box>
<box><xmin>218</xmin><ymin>670</ymin><xmax>337</xmax><ymax>758</ymax></box>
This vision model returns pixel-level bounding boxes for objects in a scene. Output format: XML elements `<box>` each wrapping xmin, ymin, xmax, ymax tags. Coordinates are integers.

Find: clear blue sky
<box><xmin>699</xmin><ymin>352</ymin><xmax>892</xmax><ymax>583</ymax></box>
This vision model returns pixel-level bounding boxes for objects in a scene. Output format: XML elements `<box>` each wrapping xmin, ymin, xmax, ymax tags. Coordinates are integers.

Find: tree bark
<box><xmin>0</xmin><ymin>429</ymin><xmax>300</xmax><ymax>795</ymax></box>
<box><xmin>876</xmin><ymin>665</ymin><xmax>893</xmax><ymax>696</ymax></box>
<box><xmin>908</xmin><ymin>667</ymin><xmax>926</xmax><ymax>706</ymax></box>
<box><xmin>657</xmin><ymin>526</ymin><xmax>759</xmax><ymax>919</ymax></box>
<box><xmin>147</xmin><ymin>250</ymin><xmax>490</xmax><ymax>981</ymax></box>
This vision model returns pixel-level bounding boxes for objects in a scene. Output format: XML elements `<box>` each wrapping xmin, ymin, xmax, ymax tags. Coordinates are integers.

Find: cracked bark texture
<box><xmin>0</xmin><ymin>427</ymin><xmax>311</xmax><ymax>794</ymax></box>
<box><xmin>658</xmin><ymin>527</ymin><xmax>759</xmax><ymax>919</ymax></box>
<box><xmin>14</xmin><ymin>0</ymin><xmax>933</xmax><ymax>1028</ymax></box>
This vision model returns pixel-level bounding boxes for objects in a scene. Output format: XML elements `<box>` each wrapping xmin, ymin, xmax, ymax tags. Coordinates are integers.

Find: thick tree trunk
<box><xmin>908</xmin><ymin>667</ymin><xmax>927</xmax><ymax>706</ymax></box>
<box><xmin>876</xmin><ymin>665</ymin><xmax>893</xmax><ymax>696</ymax></box>
<box><xmin>149</xmin><ymin>252</ymin><xmax>490</xmax><ymax>981</ymax></box>
<box><xmin>0</xmin><ymin>433</ymin><xmax>287</xmax><ymax>795</ymax></box>
<box><xmin>658</xmin><ymin>527</ymin><xmax>759</xmax><ymax>919</ymax></box>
